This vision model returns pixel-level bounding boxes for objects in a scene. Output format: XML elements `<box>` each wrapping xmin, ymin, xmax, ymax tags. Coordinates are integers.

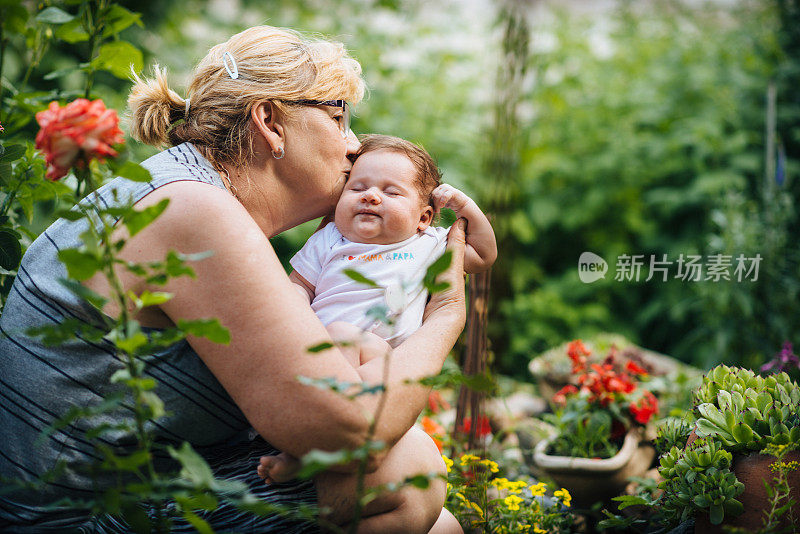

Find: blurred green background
<box><xmin>4</xmin><ymin>0</ymin><xmax>799</xmax><ymax>377</ymax></box>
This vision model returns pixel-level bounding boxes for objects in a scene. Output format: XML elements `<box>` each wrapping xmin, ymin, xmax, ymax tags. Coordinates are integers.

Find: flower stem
<box><xmin>84</xmin><ymin>0</ymin><xmax>108</xmax><ymax>99</ymax></box>
<box><xmin>347</xmin><ymin>339</ymin><xmax>393</xmax><ymax>534</ymax></box>
<box><xmin>0</xmin><ymin>22</ymin><xmax>7</xmax><ymax>124</ymax></box>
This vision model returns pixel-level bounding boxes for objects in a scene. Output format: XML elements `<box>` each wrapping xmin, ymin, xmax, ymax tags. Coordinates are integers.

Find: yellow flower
<box><xmin>504</xmin><ymin>495</ymin><xmax>523</xmax><ymax>511</ymax></box>
<box><xmin>492</xmin><ymin>477</ymin><xmax>511</xmax><ymax>490</ymax></box>
<box><xmin>554</xmin><ymin>488</ymin><xmax>572</xmax><ymax>507</ymax></box>
<box><xmin>506</xmin><ymin>480</ymin><xmax>528</xmax><ymax>494</ymax></box>
<box><xmin>479</xmin><ymin>458</ymin><xmax>500</xmax><ymax>473</ymax></box>
<box><xmin>442</xmin><ymin>455</ymin><xmax>454</xmax><ymax>472</ymax></box>
<box><xmin>519</xmin><ymin>525</ymin><xmax>531</xmax><ymax>533</ymax></box>
<box><xmin>530</xmin><ymin>481</ymin><xmax>547</xmax><ymax>497</ymax></box>
<box><xmin>460</xmin><ymin>453</ymin><xmax>480</xmax><ymax>466</ymax></box>
<box><xmin>533</xmin><ymin>525</ymin><xmax>547</xmax><ymax>533</ymax></box>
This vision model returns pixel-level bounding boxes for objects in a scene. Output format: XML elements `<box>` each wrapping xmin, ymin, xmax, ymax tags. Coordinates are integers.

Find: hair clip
<box><xmin>222</xmin><ymin>51</ymin><xmax>239</xmax><ymax>80</ymax></box>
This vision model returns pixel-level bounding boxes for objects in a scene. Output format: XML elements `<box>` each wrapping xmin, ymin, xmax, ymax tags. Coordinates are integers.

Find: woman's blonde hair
<box><xmin>127</xmin><ymin>26</ymin><xmax>365</xmax><ymax>169</ymax></box>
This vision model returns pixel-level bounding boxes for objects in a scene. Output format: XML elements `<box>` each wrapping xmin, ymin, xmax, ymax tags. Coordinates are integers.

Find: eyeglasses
<box><xmin>286</xmin><ymin>99</ymin><xmax>351</xmax><ymax>139</ymax></box>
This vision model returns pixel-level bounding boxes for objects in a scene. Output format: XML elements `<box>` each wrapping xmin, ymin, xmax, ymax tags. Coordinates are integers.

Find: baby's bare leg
<box><xmin>257</xmin><ymin>453</ymin><xmax>302</xmax><ymax>484</ymax></box>
<box><xmin>326</xmin><ymin>321</ymin><xmax>392</xmax><ymax>367</ymax></box>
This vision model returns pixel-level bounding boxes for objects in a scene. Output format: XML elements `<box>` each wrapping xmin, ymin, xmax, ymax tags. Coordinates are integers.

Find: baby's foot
<box><xmin>257</xmin><ymin>452</ymin><xmax>301</xmax><ymax>484</ymax></box>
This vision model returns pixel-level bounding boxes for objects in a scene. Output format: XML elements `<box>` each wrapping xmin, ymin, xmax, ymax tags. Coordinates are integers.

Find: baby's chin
<box><xmin>337</xmin><ymin>218</ymin><xmax>413</xmax><ymax>245</ymax></box>
<box><xmin>339</xmin><ymin>226</ymin><xmax>390</xmax><ymax>245</ymax></box>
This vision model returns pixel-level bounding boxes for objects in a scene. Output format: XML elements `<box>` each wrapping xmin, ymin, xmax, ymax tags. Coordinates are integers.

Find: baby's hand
<box><xmin>432</xmin><ymin>184</ymin><xmax>472</xmax><ymax>214</ymax></box>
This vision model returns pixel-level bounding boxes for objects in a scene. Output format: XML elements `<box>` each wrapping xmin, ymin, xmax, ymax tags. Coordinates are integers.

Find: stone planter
<box><xmin>533</xmin><ymin>430</ymin><xmax>656</xmax><ymax>507</ymax></box>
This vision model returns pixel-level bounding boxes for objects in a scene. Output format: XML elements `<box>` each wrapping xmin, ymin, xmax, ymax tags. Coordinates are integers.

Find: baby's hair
<box><xmin>354</xmin><ymin>134</ymin><xmax>441</xmax><ymax>208</ymax></box>
<box><xmin>127</xmin><ymin>26</ymin><xmax>365</xmax><ymax>172</ymax></box>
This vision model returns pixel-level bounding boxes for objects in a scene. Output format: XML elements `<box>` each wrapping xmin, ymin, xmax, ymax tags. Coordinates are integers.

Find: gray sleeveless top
<box><xmin>0</xmin><ymin>143</ymin><xmax>317</xmax><ymax>532</ymax></box>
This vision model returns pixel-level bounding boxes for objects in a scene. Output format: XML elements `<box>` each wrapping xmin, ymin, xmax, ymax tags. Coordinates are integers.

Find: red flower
<box><xmin>427</xmin><ymin>390</ymin><xmax>451</xmax><ymax>414</ymax></box>
<box><xmin>553</xmin><ymin>384</ymin><xmax>579</xmax><ymax>405</ymax></box>
<box><xmin>567</xmin><ymin>339</ymin><xmax>591</xmax><ymax>373</ymax></box>
<box><xmin>458</xmin><ymin>415</ymin><xmax>492</xmax><ymax>438</ymax></box>
<box><xmin>35</xmin><ymin>99</ymin><xmax>124</xmax><ymax>181</ymax></box>
<box><xmin>0</xmin><ymin>121</ymin><xmax>4</xmax><ymax>132</ymax></box>
<box><xmin>625</xmin><ymin>360</ymin><xmax>648</xmax><ymax>376</ymax></box>
<box><xmin>629</xmin><ymin>391</ymin><xmax>659</xmax><ymax>424</ymax></box>
<box><xmin>421</xmin><ymin>416</ymin><xmax>446</xmax><ymax>452</ymax></box>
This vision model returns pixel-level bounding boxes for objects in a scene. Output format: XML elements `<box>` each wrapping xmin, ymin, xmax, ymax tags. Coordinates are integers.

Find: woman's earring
<box><xmin>272</xmin><ymin>146</ymin><xmax>285</xmax><ymax>160</ymax></box>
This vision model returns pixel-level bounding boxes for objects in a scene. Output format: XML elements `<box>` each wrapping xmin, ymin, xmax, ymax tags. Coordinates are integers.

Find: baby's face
<box><xmin>334</xmin><ymin>149</ymin><xmax>433</xmax><ymax>244</ymax></box>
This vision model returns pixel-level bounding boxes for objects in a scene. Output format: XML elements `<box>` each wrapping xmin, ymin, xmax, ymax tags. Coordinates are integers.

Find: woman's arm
<box><xmin>432</xmin><ymin>184</ymin><xmax>497</xmax><ymax>273</ymax></box>
<box><xmin>122</xmin><ymin>182</ymin><xmax>465</xmax><ymax>460</ymax></box>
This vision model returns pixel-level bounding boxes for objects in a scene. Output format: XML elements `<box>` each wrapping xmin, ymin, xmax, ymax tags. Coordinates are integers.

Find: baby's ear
<box><xmin>417</xmin><ymin>205</ymin><xmax>434</xmax><ymax>231</ymax></box>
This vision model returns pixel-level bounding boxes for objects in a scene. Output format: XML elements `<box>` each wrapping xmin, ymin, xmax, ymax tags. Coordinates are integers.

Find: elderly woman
<box><xmin>0</xmin><ymin>26</ymin><xmax>465</xmax><ymax>533</ymax></box>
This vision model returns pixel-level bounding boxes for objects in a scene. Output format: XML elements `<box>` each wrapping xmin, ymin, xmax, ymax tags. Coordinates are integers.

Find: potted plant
<box><xmin>657</xmin><ymin>365</ymin><xmax>800</xmax><ymax>531</ymax></box>
<box><xmin>533</xmin><ymin>340</ymin><xmax>659</xmax><ymax>507</ymax></box>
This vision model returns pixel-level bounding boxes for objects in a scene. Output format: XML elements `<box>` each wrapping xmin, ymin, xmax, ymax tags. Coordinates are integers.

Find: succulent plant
<box><xmin>692</xmin><ymin>365</ymin><xmax>800</xmax><ymax>451</ymax></box>
<box><xmin>656</xmin><ymin>365</ymin><xmax>800</xmax><ymax>526</ymax></box>
<box><xmin>654</xmin><ymin>417</ymin><xmax>692</xmax><ymax>455</ymax></box>
<box><xmin>658</xmin><ymin>438</ymin><xmax>744</xmax><ymax>525</ymax></box>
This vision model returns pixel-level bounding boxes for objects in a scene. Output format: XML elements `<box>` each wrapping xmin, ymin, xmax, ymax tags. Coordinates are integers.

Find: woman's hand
<box><xmin>423</xmin><ymin>217</ymin><xmax>467</xmax><ymax>328</ymax></box>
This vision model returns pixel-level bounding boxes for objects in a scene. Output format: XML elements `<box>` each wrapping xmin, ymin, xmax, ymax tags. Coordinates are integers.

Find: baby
<box><xmin>258</xmin><ymin>134</ymin><xmax>496</xmax><ymax>483</ymax></box>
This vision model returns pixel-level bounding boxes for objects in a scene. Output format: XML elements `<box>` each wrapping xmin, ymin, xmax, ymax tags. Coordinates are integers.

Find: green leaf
<box><xmin>57</xmin><ymin>248</ymin><xmax>102</xmax><ymax>280</ymax></box>
<box><xmin>181</xmin><ymin>511</ymin><xmax>215</xmax><ymax>534</ymax></box>
<box><xmin>425</xmin><ymin>250</ymin><xmax>453</xmax><ymax>279</ymax></box>
<box><xmin>56</xmin><ymin>209</ymin><xmax>85</xmax><ymax>222</ymax></box>
<box><xmin>297</xmin><ymin>449</ymin><xmax>352</xmax><ymax>478</ymax></box>
<box><xmin>709</xmin><ymin>503</ymin><xmax>724</xmax><ymax>525</ymax></box>
<box><xmin>120</xmin><ymin>503</ymin><xmax>151</xmax><ymax>533</ymax></box>
<box><xmin>113</xmin><ymin>331</ymin><xmax>148</xmax><ymax>355</ymax></box>
<box><xmin>113</xmin><ymin>161</ymin><xmax>152</xmax><ymax>183</ymax></box>
<box><xmin>36</xmin><ymin>7</ymin><xmax>75</xmax><ymax>24</ymax></box>
<box><xmin>54</xmin><ymin>18</ymin><xmax>89</xmax><ymax>43</ymax></box>
<box><xmin>92</xmin><ymin>41</ymin><xmax>143</xmax><ymax>78</ymax></box>
<box><xmin>123</xmin><ymin>198</ymin><xmax>169</xmax><ymax>237</ymax></box>
<box><xmin>611</xmin><ymin>495</ymin><xmax>649</xmax><ymax>510</ymax></box>
<box><xmin>177</xmin><ymin>318</ymin><xmax>231</xmax><ymax>344</ymax></box>
<box><xmin>101</xmin><ymin>5</ymin><xmax>142</xmax><ymax>37</ymax></box>
<box><xmin>343</xmin><ymin>268</ymin><xmax>379</xmax><ymax>287</ymax></box>
<box><xmin>137</xmin><ymin>290</ymin><xmax>172</xmax><ymax>307</ymax></box>
<box><xmin>423</xmin><ymin>250</ymin><xmax>453</xmax><ymax>294</ymax></box>
<box><xmin>169</xmin><ymin>442</ymin><xmax>216</xmax><ymax>488</ymax></box>
<box><xmin>1</xmin><ymin>4</ymin><xmax>28</xmax><ymax>34</ymax></box>
<box><xmin>405</xmin><ymin>474</ymin><xmax>431</xmax><ymax>489</ymax></box>
<box><xmin>0</xmin><ymin>228</ymin><xmax>22</xmax><ymax>270</ymax></box>
<box><xmin>0</xmin><ymin>144</ymin><xmax>26</xmax><ymax>162</ymax></box>
<box><xmin>59</xmin><ymin>278</ymin><xmax>108</xmax><ymax>310</ymax></box>
<box><xmin>141</xmin><ymin>391</ymin><xmax>165</xmax><ymax>419</ymax></box>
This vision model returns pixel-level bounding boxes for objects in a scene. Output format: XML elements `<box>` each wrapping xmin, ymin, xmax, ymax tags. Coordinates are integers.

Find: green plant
<box><xmin>653</xmin><ymin>365</ymin><xmax>800</xmax><ymax>526</ymax></box>
<box><xmin>692</xmin><ymin>365</ymin><xmax>800</xmax><ymax>451</ymax></box>
<box><xmin>445</xmin><ymin>453</ymin><xmax>576</xmax><ymax>533</ymax></box>
<box><xmin>542</xmin><ymin>340</ymin><xmax>659</xmax><ymax>458</ymax></box>
<box><xmin>659</xmin><ymin>437</ymin><xmax>745</xmax><ymax>525</ymax></box>
<box><xmin>653</xmin><ymin>417</ymin><xmax>693</xmax><ymax>455</ymax></box>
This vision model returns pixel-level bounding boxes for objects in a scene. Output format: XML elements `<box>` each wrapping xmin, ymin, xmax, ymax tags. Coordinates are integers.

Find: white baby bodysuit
<box><xmin>290</xmin><ymin>222</ymin><xmax>450</xmax><ymax>347</ymax></box>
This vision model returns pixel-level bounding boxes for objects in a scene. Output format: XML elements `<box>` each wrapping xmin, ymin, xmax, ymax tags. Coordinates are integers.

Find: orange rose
<box><xmin>35</xmin><ymin>99</ymin><xmax>124</xmax><ymax>181</ymax></box>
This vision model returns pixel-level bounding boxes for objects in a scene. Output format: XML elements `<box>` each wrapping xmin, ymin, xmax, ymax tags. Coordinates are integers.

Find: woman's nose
<box><xmin>345</xmin><ymin>130</ymin><xmax>360</xmax><ymax>163</ymax></box>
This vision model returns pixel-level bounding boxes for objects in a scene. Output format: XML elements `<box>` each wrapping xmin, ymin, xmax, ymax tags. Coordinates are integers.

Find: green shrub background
<box><xmin>2</xmin><ymin>0</ymin><xmax>799</xmax><ymax>377</ymax></box>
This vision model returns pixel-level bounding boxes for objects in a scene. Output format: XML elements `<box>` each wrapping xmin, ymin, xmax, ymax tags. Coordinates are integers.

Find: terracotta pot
<box><xmin>533</xmin><ymin>430</ymin><xmax>656</xmax><ymax>507</ymax></box>
<box><xmin>694</xmin><ymin>450</ymin><xmax>800</xmax><ymax>533</ymax></box>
